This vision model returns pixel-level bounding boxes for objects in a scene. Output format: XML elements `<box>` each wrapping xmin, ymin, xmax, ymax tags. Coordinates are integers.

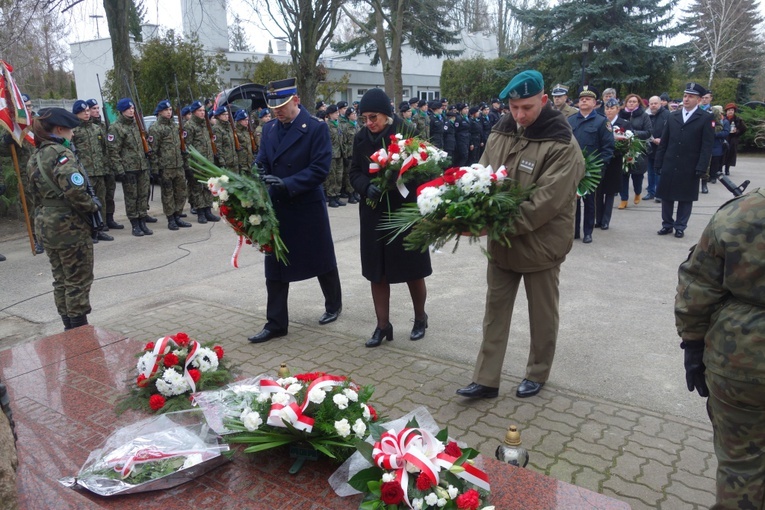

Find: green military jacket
<box><xmin>186</xmin><ymin>115</ymin><xmax>214</xmax><ymax>162</ymax></box>
<box><xmin>107</xmin><ymin>115</ymin><xmax>149</xmax><ymax>175</ymax></box>
<box><xmin>27</xmin><ymin>139</ymin><xmax>97</xmax><ymax>248</ymax></box>
<box><xmin>73</xmin><ymin>119</ymin><xmax>108</xmax><ymax>177</ymax></box>
<box><xmin>339</xmin><ymin>117</ymin><xmax>354</xmax><ymax>159</ymax></box>
<box><xmin>212</xmin><ymin>122</ymin><xmax>235</xmax><ymax>169</ymax></box>
<box><xmin>416</xmin><ymin>110</ymin><xmax>430</xmax><ymax>140</ymax></box>
<box><xmin>327</xmin><ymin>119</ymin><xmax>344</xmax><ymax>159</ymax></box>
<box><xmin>676</xmin><ymin>189</ymin><xmax>765</xmax><ymax>384</ymax></box>
<box><xmin>148</xmin><ymin>116</ymin><xmax>184</xmax><ymax>170</ymax></box>
<box><xmin>235</xmin><ymin>124</ymin><xmax>253</xmax><ymax>174</ymax></box>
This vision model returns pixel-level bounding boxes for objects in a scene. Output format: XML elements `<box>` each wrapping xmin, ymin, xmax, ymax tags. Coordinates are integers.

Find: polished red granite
<box><xmin>2</xmin><ymin>327</ymin><xmax>630</xmax><ymax>509</ymax></box>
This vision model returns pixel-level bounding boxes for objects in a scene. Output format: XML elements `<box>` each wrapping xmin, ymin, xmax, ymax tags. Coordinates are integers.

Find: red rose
<box><xmin>416</xmin><ymin>472</ymin><xmax>434</xmax><ymax>491</ymax></box>
<box><xmin>456</xmin><ymin>489</ymin><xmax>481</xmax><ymax>510</ymax></box>
<box><xmin>368</xmin><ymin>405</ymin><xmax>378</xmax><ymax>421</ymax></box>
<box><xmin>144</xmin><ymin>342</ymin><xmax>155</xmax><ymax>351</ymax></box>
<box><xmin>388</xmin><ymin>143</ymin><xmax>400</xmax><ymax>154</ymax></box>
<box><xmin>163</xmin><ymin>353</ymin><xmax>179</xmax><ymax>367</ymax></box>
<box><xmin>219</xmin><ymin>205</ymin><xmax>230</xmax><ymax>216</ymax></box>
<box><xmin>188</xmin><ymin>368</ymin><xmax>201</xmax><ymax>382</ymax></box>
<box><xmin>136</xmin><ymin>374</ymin><xmax>149</xmax><ymax>387</ymax></box>
<box><xmin>174</xmin><ymin>332</ymin><xmax>190</xmax><ymax>347</ymax></box>
<box><xmin>149</xmin><ymin>395</ymin><xmax>166</xmax><ymax>411</ymax></box>
<box><xmin>380</xmin><ymin>481</ymin><xmax>405</xmax><ymax>505</ymax></box>
<box><xmin>213</xmin><ymin>345</ymin><xmax>224</xmax><ymax>360</ymax></box>
<box><xmin>444</xmin><ymin>441</ymin><xmax>462</xmax><ymax>458</ymax></box>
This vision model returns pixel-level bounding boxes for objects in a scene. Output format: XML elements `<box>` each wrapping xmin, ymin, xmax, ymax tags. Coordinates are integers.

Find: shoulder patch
<box><xmin>182</xmin><ymin>130</ymin><xmax>187</xmax><ymax>139</ymax></box>
<box><xmin>147</xmin><ymin>135</ymin><xmax>154</xmax><ymax>143</ymax></box>
<box><xmin>57</xmin><ymin>155</ymin><xmax>69</xmax><ymax>165</ymax></box>
<box><xmin>605</xmin><ymin>121</ymin><xmax>612</xmax><ymax>132</ymax></box>
<box><xmin>107</xmin><ymin>134</ymin><xmax>115</xmax><ymax>142</ymax></box>
<box><xmin>70</xmin><ymin>172</ymin><xmax>85</xmax><ymax>186</ymax></box>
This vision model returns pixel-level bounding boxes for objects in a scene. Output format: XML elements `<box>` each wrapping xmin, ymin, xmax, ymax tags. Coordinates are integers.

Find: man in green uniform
<box><xmin>212</xmin><ymin>106</ymin><xmax>235</xmax><ymax>171</ymax></box>
<box><xmin>676</xmin><ymin>189</ymin><xmax>765</xmax><ymax>510</ymax></box>
<box><xmin>72</xmin><ymin>100</ymin><xmax>113</xmax><ymax>243</ymax></box>
<box><xmin>184</xmin><ymin>101</ymin><xmax>220</xmax><ymax>224</ymax></box>
<box><xmin>456</xmin><ymin>70</ymin><xmax>585</xmax><ymax>400</ymax></box>
<box><xmin>325</xmin><ymin>104</ymin><xmax>345</xmax><ymax>207</ymax></box>
<box><xmin>148</xmin><ymin>100</ymin><xmax>191</xmax><ymax>231</ymax></box>
<box><xmin>107</xmin><ymin>98</ymin><xmax>153</xmax><ymax>237</ymax></box>
<box><xmin>85</xmin><ymin>98</ymin><xmax>124</xmax><ymax>231</ymax></box>
<box><xmin>233</xmin><ymin>109</ymin><xmax>254</xmax><ymax>175</ymax></box>
<box><xmin>551</xmin><ymin>84</ymin><xmax>578</xmax><ymax>117</ymax></box>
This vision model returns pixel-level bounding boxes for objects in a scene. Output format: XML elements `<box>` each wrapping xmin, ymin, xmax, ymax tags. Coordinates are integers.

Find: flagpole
<box><xmin>10</xmin><ymin>143</ymin><xmax>35</xmax><ymax>255</ymax></box>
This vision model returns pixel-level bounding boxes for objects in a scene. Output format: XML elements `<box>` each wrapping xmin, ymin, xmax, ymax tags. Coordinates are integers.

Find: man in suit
<box><xmin>248</xmin><ymin>78</ymin><xmax>343</xmax><ymax>343</ymax></box>
<box><xmin>654</xmin><ymin>82</ymin><xmax>715</xmax><ymax>239</ymax></box>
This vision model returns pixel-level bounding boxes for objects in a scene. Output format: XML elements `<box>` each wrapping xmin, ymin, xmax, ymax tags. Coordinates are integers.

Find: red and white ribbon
<box><xmin>140</xmin><ymin>336</ymin><xmax>202</xmax><ymax>393</ymax></box>
<box><xmin>231</xmin><ymin>235</ymin><xmax>244</xmax><ymax>268</ymax></box>
<box><xmin>105</xmin><ymin>447</ymin><xmax>212</xmax><ymax>478</ymax></box>
<box><xmin>259</xmin><ymin>375</ymin><xmax>346</xmax><ymax>433</ymax></box>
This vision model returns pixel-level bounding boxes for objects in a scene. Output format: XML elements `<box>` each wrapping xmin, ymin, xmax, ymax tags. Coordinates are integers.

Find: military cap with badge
<box><xmin>266</xmin><ymin>77</ymin><xmax>298</xmax><ymax>108</ymax></box>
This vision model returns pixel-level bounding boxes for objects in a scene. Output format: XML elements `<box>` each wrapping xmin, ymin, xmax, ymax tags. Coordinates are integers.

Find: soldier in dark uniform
<box><xmin>468</xmin><ymin>106</ymin><xmax>483</xmax><ymax>164</ymax></box>
<box><xmin>443</xmin><ymin>108</ymin><xmax>457</xmax><ymax>161</ymax></box>
<box><xmin>454</xmin><ymin>103</ymin><xmax>471</xmax><ymax>167</ymax></box>
<box><xmin>248</xmin><ymin>78</ymin><xmax>343</xmax><ymax>343</ymax></box>
<box><xmin>85</xmin><ymin>98</ymin><xmax>124</xmax><ymax>231</ymax></box>
<box><xmin>488</xmin><ymin>98</ymin><xmax>502</xmax><ymax>127</ymax></box>
<box><xmin>28</xmin><ymin>108</ymin><xmax>100</xmax><ymax>330</ymax></box>
<box><xmin>428</xmin><ymin>101</ymin><xmax>445</xmax><ymax>149</ymax></box>
<box><xmin>480</xmin><ymin>103</ymin><xmax>491</xmax><ymax>159</ymax></box>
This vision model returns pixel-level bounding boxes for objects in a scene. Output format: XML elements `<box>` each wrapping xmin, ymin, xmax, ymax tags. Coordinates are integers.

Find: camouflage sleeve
<box><xmin>147</xmin><ymin>124</ymin><xmax>160</xmax><ymax>169</ymax></box>
<box><xmin>106</xmin><ymin>126</ymin><xmax>125</xmax><ymax>176</ymax></box>
<box><xmin>53</xmin><ymin>152</ymin><xmax>98</xmax><ymax>214</ymax></box>
<box><xmin>675</xmin><ymin>220</ymin><xmax>727</xmax><ymax>342</ymax></box>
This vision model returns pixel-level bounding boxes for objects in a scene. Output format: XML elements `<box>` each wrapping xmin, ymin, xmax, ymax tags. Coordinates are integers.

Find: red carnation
<box><xmin>163</xmin><ymin>353</ymin><xmax>179</xmax><ymax>367</ymax></box>
<box><xmin>174</xmin><ymin>332</ymin><xmax>190</xmax><ymax>347</ymax></box>
<box><xmin>136</xmin><ymin>374</ymin><xmax>149</xmax><ymax>387</ymax></box>
<box><xmin>456</xmin><ymin>489</ymin><xmax>481</xmax><ymax>510</ymax></box>
<box><xmin>219</xmin><ymin>205</ymin><xmax>230</xmax><ymax>216</ymax></box>
<box><xmin>380</xmin><ymin>481</ymin><xmax>405</xmax><ymax>505</ymax></box>
<box><xmin>388</xmin><ymin>143</ymin><xmax>400</xmax><ymax>154</ymax></box>
<box><xmin>188</xmin><ymin>368</ymin><xmax>201</xmax><ymax>382</ymax></box>
<box><xmin>416</xmin><ymin>472</ymin><xmax>434</xmax><ymax>491</ymax></box>
<box><xmin>149</xmin><ymin>395</ymin><xmax>166</xmax><ymax>411</ymax></box>
<box><xmin>368</xmin><ymin>405</ymin><xmax>378</xmax><ymax>421</ymax></box>
<box><xmin>213</xmin><ymin>345</ymin><xmax>224</xmax><ymax>360</ymax></box>
<box><xmin>144</xmin><ymin>342</ymin><xmax>155</xmax><ymax>351</ymax></box>
<box><xmin>444</xmin><ymin>441</ymin><xmax>462</xmax><ymax>458</ymax></box>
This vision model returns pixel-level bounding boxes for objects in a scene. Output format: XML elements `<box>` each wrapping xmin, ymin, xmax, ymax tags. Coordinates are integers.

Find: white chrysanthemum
<box><xmin>394</xmin><ymin>133</ymin><xmax>403</xmax><ymax>140</ymax></box>
<box><xmin>308</xmin><ymin>388</ymin><xmax>326</xmax><ymax>404</ymax></box>
<box><xmin>437</xmin><ymin>498</ymin><xmax>447</xmax><ymax>507</ymax></box>
<box><xmin>382</xmin><ymin>472</ymin><xmax>395</xmax><ymax>483</ymax></box>
<box><xmin>218</xmin><ymin>189</ymin><xmax>229</xmax><ymax>201</ymax></box>
<box><xmin>458</xmin><ymin>166</ymin><xmax>493</xmax><ymax>195</ymax></box>
<box><xmin>352</xmin><ymin>418</ymin><xmax>367</xmax><ymax>437</ymax></box>
<box><xmin>390</xmin><ymin>153</ymin><xmax>401</xmax><ymax>162</ymax></box>
<box><xmin>219</xmin><ymin>175</ymin><xmax>230</xmax><ymax>183</ymax></box>
<box><xmin>248</xmin><ymin>214</ymin><xmax>262</xmax><ymax>226</ymax></box>
<box><xmin>447</xmin><ymin>485</ymin><xmax>459</xmax><ymax>499</ymax></box>
<box><xmin>191</xmin><ymin>347</ymin><xmax>219</xmax><ymax>372</ymax></box>
<box><xmin>417</xmin><ymin>186</ymin><xmax>444</xmax><ymax>215</ymax></box>
<box><xmin>411</xmin><ymin>498</ymin><xmax>424</xmax><ymax>510</ymax></box>
<box><xmin>241</xmin><ymin>409</ymin><xmax>263</xmax><ymax>431</ymax></box>
<box><xmin>625</xmin><ymin>130</ymin><xmax>635</xmax><ymax>138</ymax></box>
<box><xmin>286</xmin><ymin>383</ymin><xmax>302</xmax><ymax>395</ymax></box>
<box><xmin>333</xmin><ymin>393</ymin><xmax>349</xmax><ymax>410</ymax></box>
<box><xmin>343</xmin><ymin>388</ymin><xmax>358</xmax><ymax>401</ymax></box>
<box><xmin>361</xmin><ymin>403</ymin><xmax>371</xmax><ymax>420</ymax></box>
<box><xmin>136</xmin><ymin>352</ymin><xmax>155</xmax><ymax>375</ymax></box>
<box><xmin>155</xmin><ymin>368</ymin><xmax>190</xmax><ymax>397</ymax></box>
<box><xmin>256</xmin><ymin>392</ymin><xmax>270</xmax><ymax>403</ymax></box>
<box><xmin>271</xmin><ymin>392</ymin><xmax>291</xmax><ymax>405</ymax></box>
<box><xmin>425</xmin><ymin>493</ymin><xmax>439</xmax><ymax>506</ymax></box>
<box><xmin>240</xmin><ymin>199</ymin><xmax>254</xmax><ymax>208</ymax></box>
<box><xmin>277</xmin><ymin>376</ymin><xmax>298</xmax><ymax>386</ymax></box>
<box><xmin>212</xmin><ymin>201</ymin><xmax>220</xmax><ymax>211</ymax></box>
<box><xmin>335</xmin><ymin>418</ymin><xmax>351</xmax><ymax>437</ymax></box>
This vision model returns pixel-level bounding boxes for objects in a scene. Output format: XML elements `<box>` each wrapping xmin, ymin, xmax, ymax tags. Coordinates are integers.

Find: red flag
<box><xmin>0</xmin><ymin>60</ymin><xmax>32</xmax><ymax>145</ymax></box>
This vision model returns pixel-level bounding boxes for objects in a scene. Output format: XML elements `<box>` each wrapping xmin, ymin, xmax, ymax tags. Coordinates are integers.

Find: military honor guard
<box><xmin>233</xmin><ymin>108</ymin><xmax>254</xmax><ymax>174</ymax></box>
<box><xmin>325</xmin><ymin>104</ymin><xmax>346</xmax><ymax>207</ymax></box>
<box><xmin>86</xmin><ymin>98</ymin><xmax>123</xmax><ymax>231</ymax></box>
<box><xmin>184</xmin><ymin>101</ymin><xmax>220</xmax><ymax>224</ymax></box>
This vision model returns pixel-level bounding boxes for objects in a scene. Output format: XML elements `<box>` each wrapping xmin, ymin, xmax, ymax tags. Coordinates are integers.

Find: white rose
<box><xmin>333</xmin><ymin>393</ymin><xmax>349</xmax><ymax>410</ymax></box>
<box><xmin>361</xmin><ymin>403</ymin><xmax>371</xmax><ymax>420</ymax></box>
<box><xmin>334</xmin><ymin>418</ymin><xmax>351</xmax><ymax>437</ymax></box>
<box><xmin>343</xmin><ymin>388</ymin><xmax>358</xmax><ymax>401</ymax></box>
<box><xmin>425</xmin><ymin>493</ymin><xmax>439</xmax><ymax>506</ymax></box>
<box><xmin>218</xmin><ymin>189</ymin><xmax>229</xmax><ymax>201</ymax></box>
<box><xmin>248</xmin><ymin>214</ymin><xmax>262</xmax><ymax>226</ymax></box>
<box><xmin>241</xmin><ymin>410</ymin><xmax>263</xmax><ymax>431</ymax></box>
<box><xmin>382</xmin><ymin>472</ymin><xmax>395</xmax><ymax>483</ymax></box>
<box><xmin>352</xmin><ymin>418</ymin><xmax>367</xmax><ymax>437</ymax></box>
<box><xmin>437</xmin><ymin>498</ymin><xmax>447</xmax><ymax>507</ymax></box>
<box><xmin>308</xmin><ymin>388</ymin><xmax>326</xmax><ymax>404</ymax></box>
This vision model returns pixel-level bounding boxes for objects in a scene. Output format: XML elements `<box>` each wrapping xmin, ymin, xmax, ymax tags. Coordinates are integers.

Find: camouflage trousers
<box><xmin>46</xmin><ymin>241</ymin><xmax>94</xmax><ymax>318</ymax></box>
<box><xmin>707</xmin><ymin>372</ymin><xmax>765</xmax><ymax>510</ymax></box>
<box><xmin>341</xmin><ymin>157</ymin><xmax>352</xmax><ymax>193</ymax></box>
<box><xmin>90</xmin><ymin>176</ymin><xmax>107</xmax><ymax>216</ymax></box>
<box><xmin>104</xmin><ymin>173</ymin><xmax>117</xmax><ymax>215</ymax></box>
<box><xmin>160</xmin><ymin>167</ymin><xmax>187</xmax><ymax>217</ymax></box>
<box><xmin>187</xmin><ymin>174</ymin><xmax>213</xmax><ymax>209</ymax></box>
<box><xmin>0</xmin><ymin>411</ymin><xmax>17</xmax><ymax>510</ymax></box>
<box><xmin>121</xmin><ymin>171</ymin><xmax>150</xmax><ymax>219</ymax></box>
<box><xmin>324</xmin><ymin>158</ymin><xmax>343</xmax><ymax>197</ymax></box>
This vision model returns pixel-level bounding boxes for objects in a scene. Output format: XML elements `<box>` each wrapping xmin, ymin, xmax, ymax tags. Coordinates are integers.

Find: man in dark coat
<box><xmin>654</xmin><ymin>82</ymin><xmax>715</xmax><ymax>239</ymax></box>
<box><xmin>248</xmin><ymin>78</ymin><xmax>343</xmax><ymax>343</ymax></box>
<box><xmin>645</xmin><ymin>95</ymin><xmax>671</xmax><ymax>201</ymax></box>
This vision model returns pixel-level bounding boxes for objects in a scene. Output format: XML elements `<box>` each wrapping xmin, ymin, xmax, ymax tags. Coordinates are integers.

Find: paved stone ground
<box><xmin>102</xmin><ymin>299</ymin><xmax>717</xmax><ymax>510</ymax></box>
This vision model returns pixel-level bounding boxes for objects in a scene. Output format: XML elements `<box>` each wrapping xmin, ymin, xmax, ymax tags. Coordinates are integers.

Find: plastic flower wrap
<box><xmin>59</xmin><ymin>410</ymin><xmax>230</xmax><ymax>496</ymax></box>
<box><xmin>613</xmin><ymin>127</ymin><xmax>647</xmax><ymax>174</ymax></box>
<box><xmin>193</xmin><ymin>371</ymin><xmax>378</xmax><ymax>462</ymax></box>
<box><xmin>377</xmin><ymin>164</ymin><xmax>534</xmax><ymax>255</ymax></box>
<box><xmin>188</xmin><ymin>146</ymin><xmax>288</xmax><ymax>266</ymax></box>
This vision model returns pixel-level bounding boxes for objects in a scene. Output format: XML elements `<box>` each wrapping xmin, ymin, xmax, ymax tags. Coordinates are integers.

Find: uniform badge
<box><xmin>455</xmin><ymin>121</ymin><xmax>460</xmax><ymax>127</ymax></box>
<box><xmin>182</xmin><ymin>130</ymin><xmax>187</xmax><ymax>138</ymax></box>
<box><xmin>518</xmin><ymin>158</ymin><xmax>536</xmax><ymax>173</ymax></box>
<box><xmin>107</xmin><ymin>134</ymin><xmax>115</xmax><ymax>142</ymax></box>
<box><xmin>57</xmin><ymin>155</ymin><xmax>69</xmax><ymax>165</ymax></box>
<box><xmin>605</xmin><ymin>121</ymin><xmax>612</xmax><ymax>132</ymax></box>
<box><xmin>147</xmin><ymin>135</ymin><xmax>154</xmax><ymax>143</ymax></box>
<box><xmin>213</xmin><ymin>135</ymin><xmax>217</xmax><ymax>141</ymax></box>
<box><xmin>444</xmin><ymin>125</ymin><xmax>448</xmax><ymax>131</ymax></box>
<box><xmin>302</xmin><ymin>123</ymin><xmax>307</xmax><ymax>128</ymax></box>
<box><xmin>70</xmin><ymin>172</ymin><xmax>85</xmax><ymax>186</ymax></box>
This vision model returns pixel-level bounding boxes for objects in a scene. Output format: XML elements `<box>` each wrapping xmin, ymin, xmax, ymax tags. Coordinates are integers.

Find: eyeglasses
<box><xmin>360</xmin><ymin>113</ymin><xmax>379</xmax><ymax>124</ymax></box>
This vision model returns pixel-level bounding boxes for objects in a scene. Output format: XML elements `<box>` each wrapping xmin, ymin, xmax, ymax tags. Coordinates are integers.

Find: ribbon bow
<box><xmin>140</xmin><ymin>335</ymin><xmax>201</xmax><ymax>393</ymax></box>
<box><xmin>260</xmin><ymin>375</ymin><xmax>346</xmax><ymax>433</ymax></box>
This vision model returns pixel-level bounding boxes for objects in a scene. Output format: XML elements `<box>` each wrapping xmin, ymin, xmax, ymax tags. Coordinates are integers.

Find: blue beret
<box><xmin>499</xmin><ymin>70</ymin><xmax>544</xmax><ymax>100</ymax></box>
<box><xmin>21</xmin><ymin>94</ymin><xmax>30</xmax><ymax>102</ymax></box>
<box><xmin>154</xmin><ymin>100</ymin><xmax>172</xmax><ymax>115</ymax></box>
<box><xmin>181</xmin><ymin>106</ymin><xmax>190</xmax><ymax>116</ymax></box>
<box><xmin>85</xmin><ymin>98</ymin><xmax>99</xmax><ymax>107</ymax></box>
<box><xmin>116</xmin><ymin>98</ymin><xmax>134</xmax><ymax>112</ymax></box>
<box><xmin>233</xmin><ymin>109</ymin><xmax>248</xmax><ymax>121</ymax></box>
<box><xmin>258</xmin><ymin>109</ymin><xmax>271</xmax><ymax>119</ymax></box>
<box><xmin>213</xmin><ymin>106</ymin><xmax>228</xmax><ymax>116</ymax></box>
<box><xmin>207</xmin><ymin>109</ymin><xmax>215</xmax><ymax>119</ymax></box>
<box><xmin>189</xmin><ymin>101</ymin><xmax>203</xmax><ymax>112</ymax></box>
<box><xmin>72</xmin><ymin>100</ymin><xmax>89</xmax><ymax>114</ymax></box>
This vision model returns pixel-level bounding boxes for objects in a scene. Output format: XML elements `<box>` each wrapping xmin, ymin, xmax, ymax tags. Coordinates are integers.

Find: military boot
<box><xmin>0</xmin><ymin>254</ymin><xmax>5</xmax><ymax>262</ymax></box>
<box><xmin>106</xmin><ymin>213</ymin><xmax>125</xmax><ymax>229</ymax></box>
<box><xmin>139</xmin><ymin>218</ymin><xmax>154</xmax><ymax>235</ymax></box>
<box><xmin>33</xmin><ymin>235</ymin><xmax>44</xmax><ymax>254</ymax></box>
<box><xmin>92</xmin><ymin>234</ymin><xmax>99</xmax><ymax>244</ymax></box>
<box><xmin>96</xmin><ymin>231</ymin><xmax>114</xmax><ymax>241</ymax></box>
<box><xmin>174</xmin><ymin>214</ymin><xmax>192</xmax><ymax>228</ymax></box>
<box><xmin>167</xmin><ymin>215</ymin><xmax>179</xmax><ymax>231</ymax></box>
<box><xmin>203</xmin><ymin>207</ymin><xmax>221</xmax><ymax>222</ymax></box>
<box><xmin>62</xmin><ymin>315</ymin><xmax>72</xmax><ymax>330</ymax></box>
<box><xmin>144</xmin><ymin>215</ymin><xmax>158</xmax><ymax>223</ymax></box>
<box><xmin>130</xmin><ymin>218</ymin><xmax>144</xmax><ymax>237</ymax></box>
<box><xmin>197</xmin><ymin>209</ymin><xmax>208</xmax><ymax>224</ymax></box>
<box><xmin>68</xmin><ymin>315</ymin><xmax>89</xmax><ymax>329</ymax></box>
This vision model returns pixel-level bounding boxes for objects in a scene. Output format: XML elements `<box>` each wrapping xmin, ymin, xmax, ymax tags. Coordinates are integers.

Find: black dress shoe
<box><xmin>247</xmin><ymin>328</ymin><xmax>287</xmax><ymax>343</ymax></box>
<box><xmin>319</xmin><ymin>308</ymin><xmax>341</xmax><ymax>325</ymax></box>
<box><xmin>674</xmin><ymin>230</ymin><xmax>684</xmax><ymax>238</ymax></box>
<box><xmin>456</xmin><ymin>382</ymin><xmax>499</xmax><ymax>399</ymax></box>
<box><xmin>516</xmin><ymin>379</ymin><xmax>545</xmax><ymax>398</ymax></box>
<box><xmin>365</xmin><ymin>323</ymin><xmax>393</xmax><ymax>348</ymax></box>
<box><xmin>600</xmin><ymin>223</ymin><xmax>609</xmax><ymax>230</ymax></box>
<box><xmin>410</xmin><ymin>313</ymin><xmax>428</xmax><ymax>340</ymax></box>
<box><xmin>657</xmin><ymin>227</ymin><xmax>673</xmax><ymax>235</ymax></box>
<box><xmin>582</xmin><ymin>234</ymin><xmax>592</xmax><ymax>243</ymax></box>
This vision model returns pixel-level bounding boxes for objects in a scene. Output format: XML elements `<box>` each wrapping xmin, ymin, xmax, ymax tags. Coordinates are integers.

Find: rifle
<box><xmin>227</xmin><ymin>104</ymin><xmax>241</xmax><ymax>152</ymax></box>
<box><xmin>715</xmin><ymin>170</ymin><xmax>750</xmax><ymax>197</ymax></box>
<box><xmin>70</xmin><ymin>143</ymin><xmax>105</xmax><ymax>235</ymax></box>
<box><xmin>96</xmin><ymin>73</ymin><xmax>110</xmax><ymax>131</ymax></box>
<box><xmin>245</xmin><ymin>109</ymin><xmax>257</xmax><ymax>154</ymax></box>
<box><xmin>124</xmin><ymin>76</ymin><xmax>154</xmax><ymax>200</ymax></box>
<box><xmin>190</xmin><ymin>85</ymin><xmax>218</xmax><ymax>159</ymax></box>
<box><xmin>174</xmin><ymin>76</ymin><xmax>187</xmax><ymax>154</ymax></box>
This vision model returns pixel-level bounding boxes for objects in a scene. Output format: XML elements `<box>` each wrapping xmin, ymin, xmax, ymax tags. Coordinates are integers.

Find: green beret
<box><xmin>499</xmin><ymin>70</ymin><xmax>544</xmax><ymax>100</ymax></box>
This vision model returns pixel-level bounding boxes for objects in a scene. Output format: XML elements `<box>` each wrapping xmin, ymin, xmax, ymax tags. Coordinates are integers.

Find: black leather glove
<box><xmin>92</xmin><ymin>195</ymin><xmax>103</xmax><ymax>211</ymax></box>
<box><xmin>254</xmin><ymin>162</ymin><xmax>266</xmax><ymax>176</ymax></box>
<box><xmin>682</xmin><ymin>341</ymin><xmax>709</xmax><ymax>397</ymax></box>
<box><xmin>0</xmin><ymin>184</ymin><xmax>6</xmax><ymax>196</ymax></box>
<box><xmin>184</xmin><ymin>166</ymin><xmax>194</xmax><ymax>180</ymax></box>
<box><xmin>695</xmin><ymin>168</ymin><xmax>707</xmax><ymax>178</ymax></box>
<box><xmin>366</xmin><ymin>183</ymin><xmax>383</xmax><ymax>201</ymax></box>
<box><xmin>262</xmin><ymin>175</ymin><xmax>285</xmax><ymax>191</ymax></box>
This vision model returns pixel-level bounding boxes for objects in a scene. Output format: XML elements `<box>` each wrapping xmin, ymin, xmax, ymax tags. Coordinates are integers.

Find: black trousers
<box><xmin>661</xmin><ymin>200</ymin><xmax>693</xmax><ymax>232</ymax></box>
<box><xmin>575</xmin><ymin>194</ymin><xmax>595</xmax><ymax>237</ymax></box>
<box><xmin>265</xmin><ymin>267</ymin><xmax>342</xmax><ymax>331</ymax></box>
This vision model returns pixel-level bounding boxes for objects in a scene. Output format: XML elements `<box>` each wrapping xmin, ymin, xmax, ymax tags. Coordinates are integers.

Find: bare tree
<box><xmin>491</xmin><ymin>0</ymin><xmax>546</xmax><ymax>57</ymax></box>
<box><xmin>229</xmin><ymin>13</ymin><xmax>250</xmax><ymax>51</ymax></box>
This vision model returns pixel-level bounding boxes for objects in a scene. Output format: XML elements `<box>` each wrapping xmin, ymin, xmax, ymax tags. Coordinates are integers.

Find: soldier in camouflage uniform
<box><xmin>675</xmin><ymin>189</ymin><xmax>765</xmax><ymax>510</ymax></box>
<box><xmin>148</xmin><ymin>100</ymin><xmax>192</xmax><ymax>231</ymax></box>
<box><xmin>85</xmin><ymin>98</ymin><xmax>124</xmax><ymax>231</ymax></box>
<box><xmin>255</xmin><ymin>109</ymin><xmax>271</xmax><ymax>151</ymax></box>
<box><xmin>340</xmin><ymin>106</ymin><xmax>359</xmax><ymax>203</ymax></box>
<box><xmin>184</xmin><ymin>101</ymin><xmax>220</xmax><ymax>224</ymax></box>
<box><xmin>325</xmin><ymin>105</ymin><xmax>345</xmax><ymax>207</ymax></box>
<box><xmin>107</xmin><ymin>98</ymin><xmax>153</xmax><ymax>237</ymax></box>
<box><xmin>233</xmin><ymin>109</ymin><xmax>254</xmax><ymax>175</ymax></box>
<box><xmin>416</xmin><ymin>99</ymin><xmax>430</xmax><ymax>140</ymax></box>
<box><xmin>28</xmin><ymin>108</ymin><xmax>99</xmax><ymax>330</ymax></box>
<box><xmin>212</xmin><ymin>106</ymin><xmax>236</xmax><ymax>171</ymax></box>
<box><xmin>72</xmin><ymin>100</ymin><xmax>114</xmax><ymax>243</ymax></box>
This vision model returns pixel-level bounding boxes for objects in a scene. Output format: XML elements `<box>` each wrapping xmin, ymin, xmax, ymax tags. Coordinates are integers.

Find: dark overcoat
<box><xmin>348</xmin><ymin>117</ymin><xmax>432</xmax><ymax>284</ymax></box>
<box><xmin>256</xmin><ymin>105</ymin><xmax>337</xmax><ymax>282</ymax></box>
<box><xmin>600</xmin><ymin>117</ymin><xmax>630</xmax><ymax>195</ymax></box>
<box><xmin>617</xmin><ymin>107</ymin><xmax>652</xmax><ymax>175</ymax></box>
<box><xmin>654</xmin><ymin>108</ymin><xmax>715</xmax><ymax>203</ymax></box>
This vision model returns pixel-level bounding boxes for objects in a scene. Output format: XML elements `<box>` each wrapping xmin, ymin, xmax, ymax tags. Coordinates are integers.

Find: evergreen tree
<box><xmin>128</xmin><ymin>0</ymin><xmax>146</xmax><ymax>42</ymax></box>
<box><xmin>511</xmin><ymin>0</ymin><xmax>683</xmax><ymax>98</ymax></box>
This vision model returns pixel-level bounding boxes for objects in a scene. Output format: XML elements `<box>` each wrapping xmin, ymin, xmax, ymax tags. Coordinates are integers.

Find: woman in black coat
<box><xmin>617</xmin><ymin>94</ymin><xmax>652</xmax><ymax>208</ymax></box>
<box><xmin>348</xmin><ymin>88</ymin><xmax>432</xmax><ymax>348</ymax></box>
<box><xmin>597</xmin><ymin>99</ymin><xmax>629</xmax><ymax>229</ymax></box>
<box><xmin>723</xmin><ymin>103</ymin><xmax>747</xmax><ymax>176</ymax></box>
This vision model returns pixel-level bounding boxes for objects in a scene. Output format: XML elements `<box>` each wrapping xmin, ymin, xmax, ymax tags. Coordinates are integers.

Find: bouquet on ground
<box><xmin>613</xmin><ymin>126</ymin><xmax>646</xmax><ymax>174</ymax></box>
<box><xmin>367</xmin><ymin>133</ymin><xmax>450</xmax><ymax>206</ymax></box>
<box><xmin>377</xmin><ymin>164</ymin><xmax>534</xmax><ymax>254</ymax></box>
<box><xmin>576</xmin><ymin>151</ymin><xmax>604</xmax><ymax>197</ymax></box>
<box><xmin>197</xmin><ymin>372</ymin><xmax>378</xmax><ymax>462</ymax></box>
<box><xmin>345</xmin><ymin>417</ymin><xmax>492</xmax><ymax>510</ymax></box>
<box><xmin>188</xmin><ymin>147</ymin><xmax>288</xmax><ymax>266</ymax></box>
<box><xmin>116</xmin><ymin>332</ymin><xmax>232</xmax><ymax>415</ymax></box>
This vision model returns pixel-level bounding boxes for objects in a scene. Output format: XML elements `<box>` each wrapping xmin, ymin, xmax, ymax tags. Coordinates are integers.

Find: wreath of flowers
<box><xmin>613</xmin><ymin>126</ymin><xmax>647</xmax><ymax>174</ymax></box>
<box><xmin>116</xmin><ymin>332</ymin><xmax>232</xmax><ymax>415</ymax></box>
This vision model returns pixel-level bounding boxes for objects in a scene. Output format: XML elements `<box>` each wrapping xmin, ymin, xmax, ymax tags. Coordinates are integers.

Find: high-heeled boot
<box><xmin>365</xmin><ymin>323</ymin><xmax>393</xmax><ymax>348</ymax></box>
<box><xmin>410</xmin><ymin>314</ymin><xmax>428</xmax><ymax>341</ymax></box>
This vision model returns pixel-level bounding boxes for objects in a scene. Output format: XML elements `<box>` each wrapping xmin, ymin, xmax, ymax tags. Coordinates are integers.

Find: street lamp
<box><xmin>581</xmin><ymin>39</ymin><xmax>593</xmax><ymax>86</ymax></box>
